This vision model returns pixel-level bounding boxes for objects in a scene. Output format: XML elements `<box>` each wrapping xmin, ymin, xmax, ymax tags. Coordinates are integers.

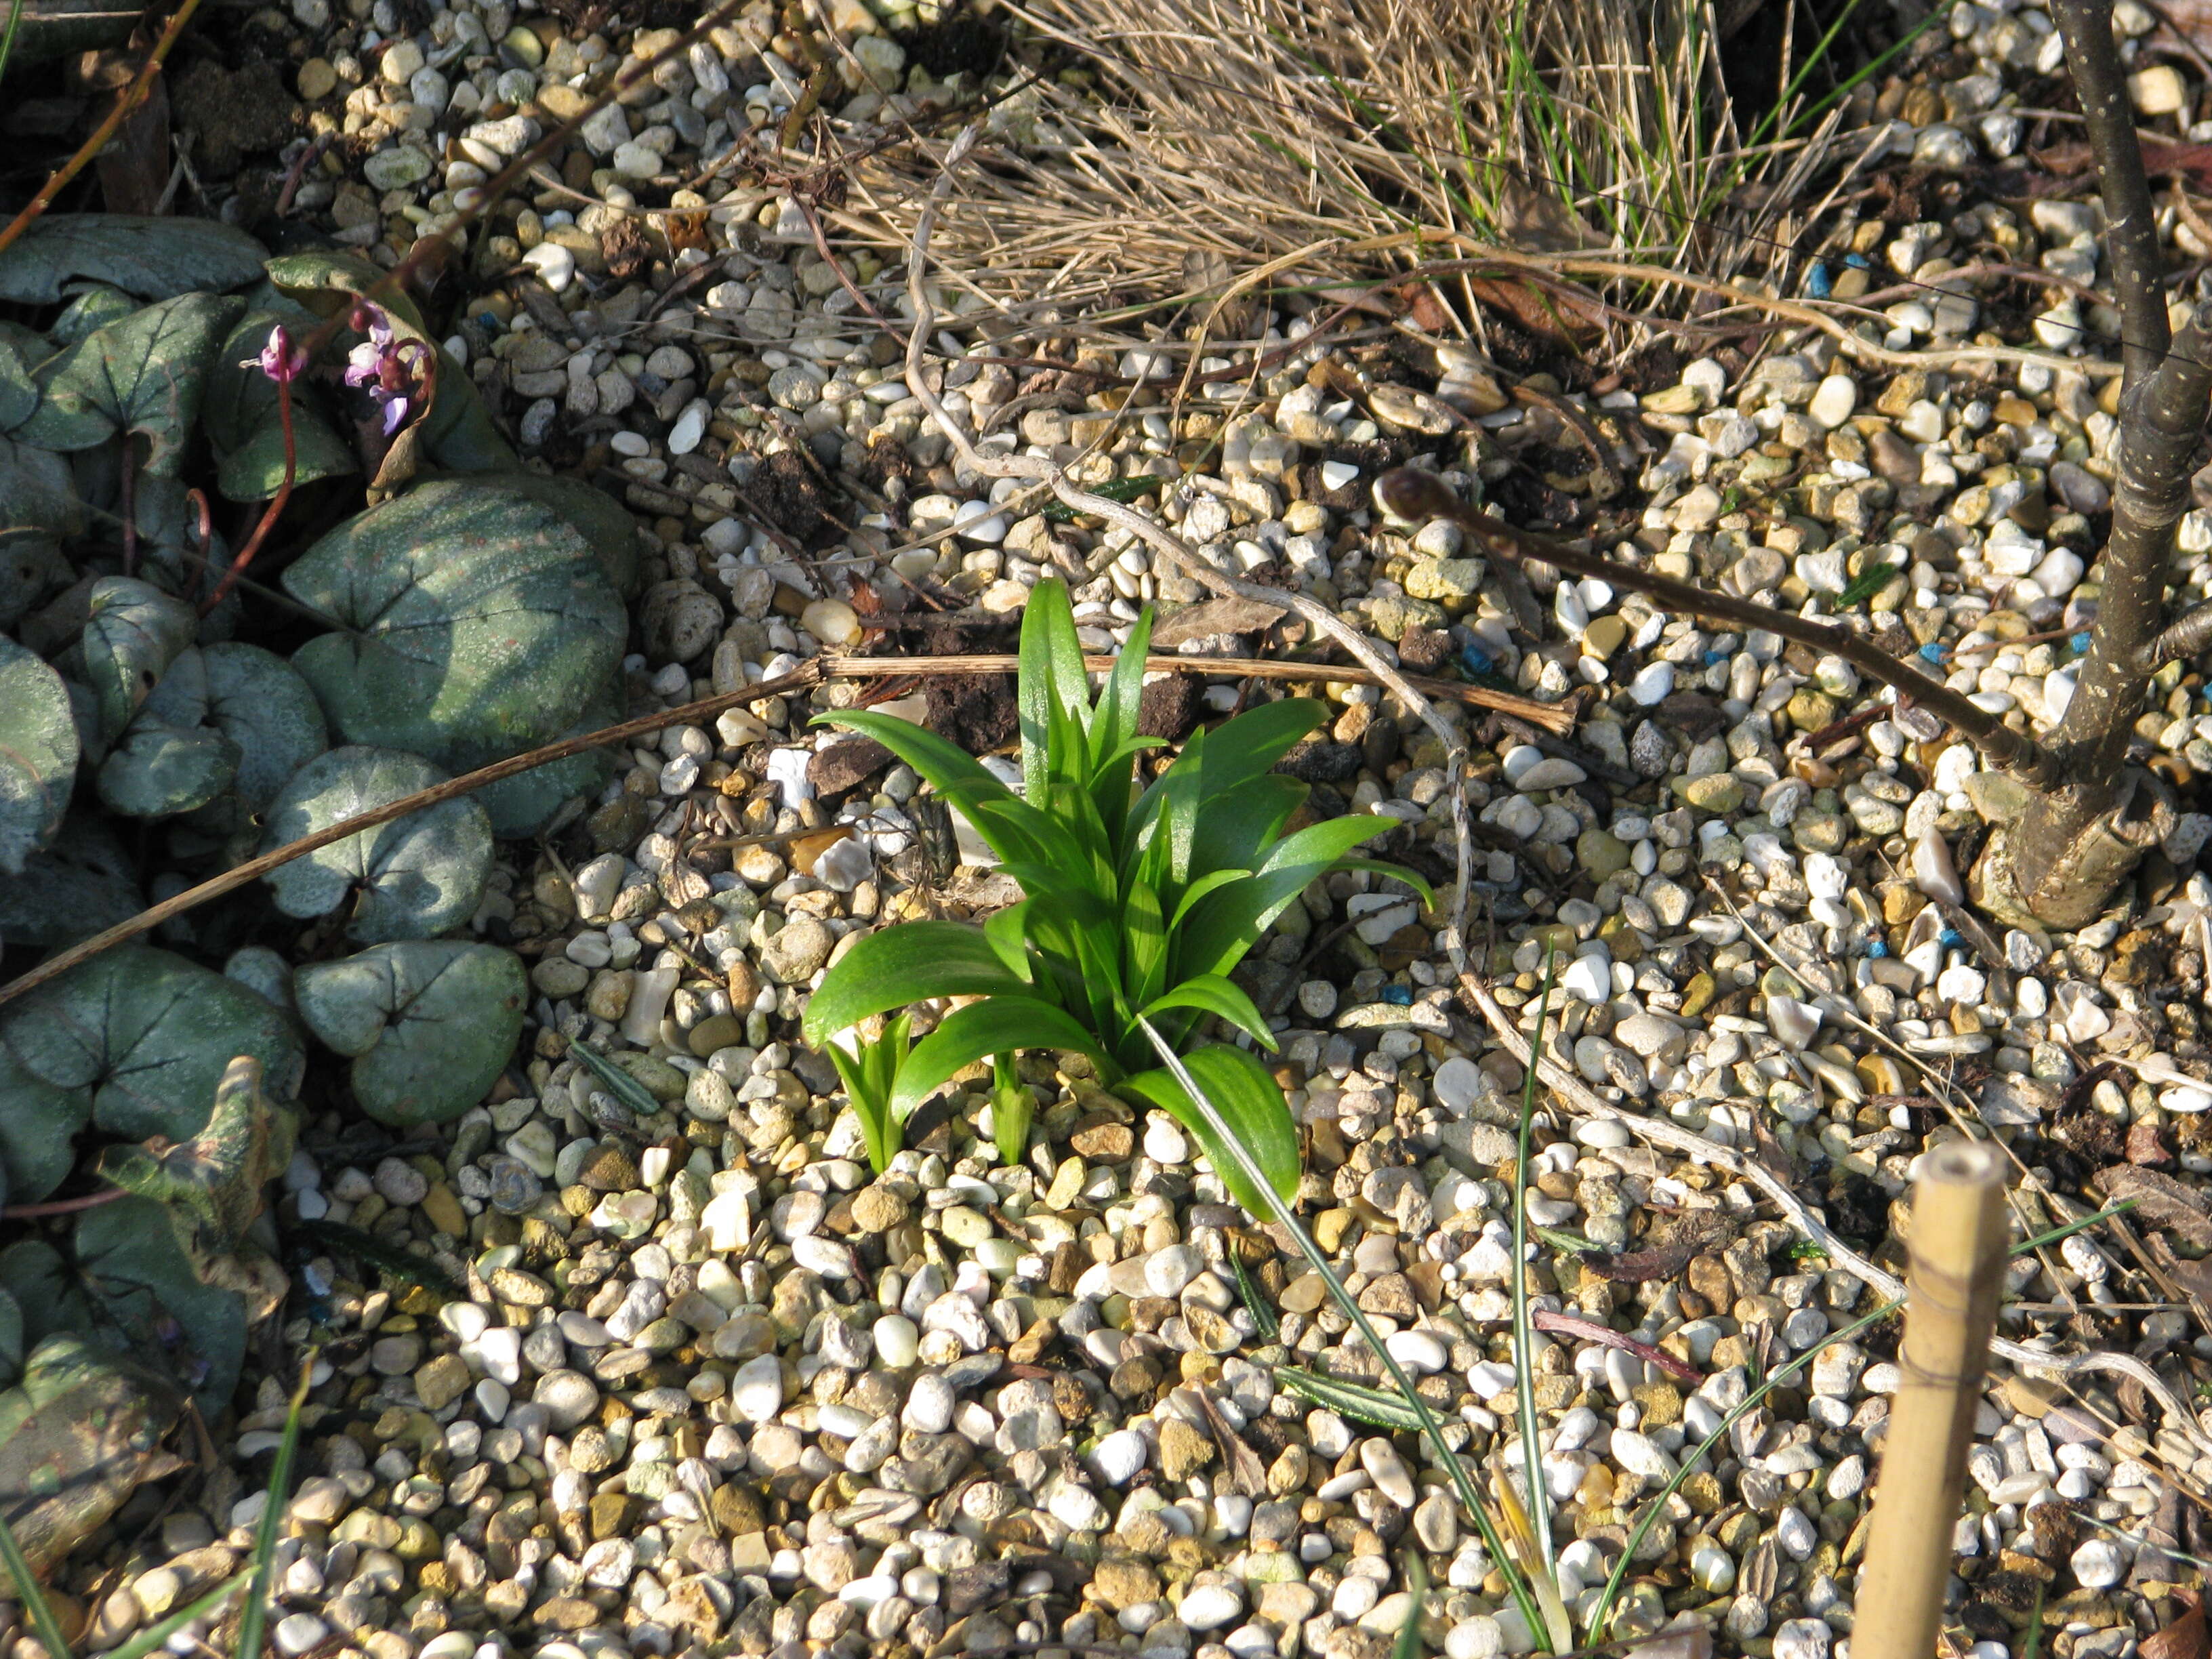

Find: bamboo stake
<box><xmin>1854</xmin><ymin>1139</ymin><xmax>2010</xmax><ymax>1659</ymax></box>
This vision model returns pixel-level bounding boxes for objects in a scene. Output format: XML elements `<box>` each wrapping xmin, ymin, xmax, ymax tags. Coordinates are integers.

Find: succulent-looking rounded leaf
<box><xmin>45</xmin><ymin>283</ymin><xmax>138</xmax><ymax>346</ymax></box>
<box><xmin>261</xmin><ymin>746</ymin><xmax>493</xmax><ymax>941</ymax></box>
<box><xmin>18</xmin><ymin>291</ymin><xmax>245</xmax><ymax>475</ymax></box>
<box><xmin>96</xmin><ymin>716</ymin><xmax>237</xmax><ymax>817</ymax></box>
<box><xmin>99</xmin><ymin>1056</ymin><xmax>295</xmax><ymax>1279</ymax></box>
<box><xmin>0</xmin><ymin>945</ymin><xmax>304</xmax><ymax>1160</ymax></box>
<box><xmin>203</xmin><ymin>310</ymin><xmax>359</xmax><ymax>503</ymax></box>
<box><xmin>293</xmin><ymin>941</ymin><xmax>527</xmax><ymax>1126</ymax></box>
<box><xmin>81</xmin><ymin>574</ymin><xmax>198</xmax><ymax>740</ymax></box>
<box><xmin>0</xmin><ymin>216</ymin><xmax>268</xmax><ymax>303</ymax></box>
<box><xmin>0</xmin><ymin>1334</ymin><xmax>187</xmax><ymax>1574</ymax></box>
<box><xmin>1120</xmin><ymin>1044</ymin><xmax>1301</xmax><ymax>1218</ymax></box>
<box><xmin>0</xmin><ymin>636</ymin><xmax>78</xmax><ymax>875</ymax></box>
<box><xmin>468</xmin><ymin>680</ymin><xmax>619</xmax><ymax>839</ymax></box>
<box><xmin>281</xmin><ymin>479</ymin><xmax>626</xmax><ymax>780</ymax></box>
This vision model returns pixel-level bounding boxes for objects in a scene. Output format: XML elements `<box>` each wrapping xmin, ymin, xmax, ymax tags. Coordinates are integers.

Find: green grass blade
<box><xmin>235</xmin><ymin>1355</ymin><xmax>315</xmax><ymax>1659</ymax></box>
<box><xmin>0</xmin><ymin>1507</ymin><xmax>74</xmax><ymax>1659</ymax></box>
<box><xmin>1835</xmin><ymin>556</ymin><xmax>1906</xmax><ymax>611</ymax></box>
<box><xmin>0</xmin><ymin>0</ymin><xmax>25</xmax><ymax>86</ymax></box>
<box><xmin>1131</xmin><ymin>1015</ymin><xmax>1557</xmax><ymax>1651</ymax></box>
<box><xmin>566</xmin><ymin>1040</ymin><xmax>662</xmax><ymax>1120</ymax></box>
<box><xmin>1396</xmin><ymin>1547</ymin><xmax>1429</xmax><ymax>1659</ymax></box>
<box><xmin>1512</xmin><ymin>947</ymin><xmax>1561</xmax><ymax>1593</ymax></box>
<box><xmin>1274</xmin><ymin>1365</ymin><xmax>1425</xmax><ymax>1431</ymax></box>
<box><xmin>1231</xmin><ymin>1250</ymin><xmax>1278</xmax><ymax>1344</ymax></box>
<box><xmin>2012</xmin><ymin>1200</ymin><xmax>2136</xmax><ymax>1256</ymax></box>
<box><xmin>1586</xmin><ymin>1298</ymin><xmax>1901</xmax><ymax>1639</ymax></box>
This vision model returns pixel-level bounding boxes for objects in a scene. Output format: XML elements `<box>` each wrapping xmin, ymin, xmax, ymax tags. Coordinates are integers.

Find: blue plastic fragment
<box><xmin>1919</xmin><ymin>642</ymin><xmax>1947</xmax><ymax>663</ymax></box>
<box><xmin>1845</xmin><ymin>253</ymin><xmax>1870</xmax><ymax>269</ymax></box>
<box><xmin>1939</xmin><ymin>928</ymin><xmax>1963</xmax><ymax>949</ymax></box>
<box><xmin>2070</xmin><ymin>632</ymin><xmax>2092</xmax><ymax>654</ymax></box>
<box><xmin>1382</xmin><ymin>984</ymin><xmax>1414</xmax><ymax>1006</ymax></box>
<box><xmin>1805</xmin><ymin>262</ymin><xmax>1833</xmax><ymax>300</ymax></box>
<box><xmin>1460</xmin><ymin>642</ymin><xmax>1492</xmax><ymax>676</ymax></box>
<box><xmin>1702</xmin><ymin>649</ymin><xmax>1726</xmax><ymax>666</ymax></box>
<box><xmin>1866</xmin><ymin>940</ymin><xmax>1889</xmax><ymax>957</ymax></box>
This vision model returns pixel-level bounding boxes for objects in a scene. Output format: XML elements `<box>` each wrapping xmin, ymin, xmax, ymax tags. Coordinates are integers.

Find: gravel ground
<box><xmin>39</xmin><ymin>1</ymin><xmax>2212</xmax><ymax>1658</ymax></box>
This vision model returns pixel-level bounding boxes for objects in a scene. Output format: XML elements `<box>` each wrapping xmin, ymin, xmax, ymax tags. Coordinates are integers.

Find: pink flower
<box><xmin>245</xmin><ymin>325</ymin><xmax>308</xmax><ymax>383</ymax></box>
<box><xmin>342</xmin><ymin>302</ymin><xmax>429</xmax><ymax>436</ymax></box>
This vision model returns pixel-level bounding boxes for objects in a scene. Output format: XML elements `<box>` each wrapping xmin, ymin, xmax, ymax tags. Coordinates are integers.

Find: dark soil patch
<box><xmin>171</xmin><ymin>59</ymin><xmax>298</xmax><ymax>178</ymax></box>
<box><xmin>925</xmin><ymin>672</ymin><xmax>1018</xmax><ymax>756</ymax></box>
<box><xmin>1136</xmin><ymin>674</ymin><xmax>1201</xmax><ymax>741</ymax></box>
<box><xmin>903</xmin><ymin>1</ymin><xmax>1009</xmax><ymax>79</ymax></box>
<box><xmin>747</xmin><ymin>449</ymin><xmax>840</xmax><ymax>547</ymax></box>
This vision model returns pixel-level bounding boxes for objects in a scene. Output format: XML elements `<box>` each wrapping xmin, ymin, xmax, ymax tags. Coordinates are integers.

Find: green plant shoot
<box><xmin>801</xmin><ymin>577</ymin><xmax>1430</xmax><ymax>1208</ymax></box>
<box><xmin>825</xmin><ymin>1013</ymin><xmax>910</xmax><ymax>1177</ymax></box>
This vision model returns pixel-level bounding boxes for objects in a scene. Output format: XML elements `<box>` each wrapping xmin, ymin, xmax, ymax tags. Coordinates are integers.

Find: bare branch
<box><xmin>1372</xmin><ymin>469</ymin><xmax>2065</xmax><ymax>788</ymax></box>
<box><xmin>2148</xmin><ymin>597</ymin><xmax>2212</xmax><ymax>666</ymax></box>
<box><xmin>2050</xmin><ymin>0</ymin><xmax>2172</xmax><ymax>383</ymax></box>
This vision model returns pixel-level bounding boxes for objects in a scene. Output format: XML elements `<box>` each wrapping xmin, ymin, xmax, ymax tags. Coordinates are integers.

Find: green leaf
<box><xmin>417</xmin><ymin>343</ymin><xmax>516</xmax><ymax>473</ymax></box>
<box><xmin>466</xmin><ymin>472</ymin><xmax>641</xmax><ymax>599</ymax></box>
<box><xmin>0</xmin><ymin>813</ymin><xmax>140</xmax><ymax>947</ymax></box>
<box><xmin>0</xmin><ymin>636</ymin><xmax>77</xmax><ymax>874</ymax></box>
<box><xmin>293</xmin><ymin>941</ymin><xmax>526</xmax><ymax>1126</ymax></box>
<box><xmin>990</xmin><ymin>1052</ymin><xmax>1031</xmax><ymax>1168</ymax></box>
<box><xmin>0</xmin><ymin>215</ymin><xmax>267</xmax><ymax>303</ymax></box>
<box><xmin>202</xmin><ymin>310</ymin><xmax>357</xmax><ymax>502</ymax></box>
<box><xmin>1018</xmin><ymin>578</ymin><xmax>1089</xmax><ymax>804</ymax></box>
<box><xmin>468</xmin><ymin>678</ymin><xmax>618</xmax><ymax>838</ymax></box>
<box><xmin>1837</xmin><ymin>555</ymin><xmax>1905</xmax><ymax>609</ymax></box>
<box><xmin>1040</xmin><ymin>473</ymin><xmax>1171</xmax><ymax>523</ymax></box>
<box><xmin>75</xmin><ymin>1197</ymin><xmax>246</xmax><ymax>1412</ymax></box>
<box><xmin>831</xmin><ymin>1012</ymin><xmax>909</xmax><ymax>1174</ymax></box>
<box><xmin>1176</xmin><ymin>813</ymin><xmax>1401</xmax><ymax>981</ymax></box>
<box><xmin>982</xmin><ymin>903</ymin><xmax>1035</xmax><ymax>984</ymax></box>
<box><xmin>1189</xmin><ymin>773</ymin><xmax>1307</xmax><ymax>884</ymax></box>
<box><xmin>1123</xmin><ymin>880</ymin><xmax>1168</xmax><ymax>1010</ymax></box>
<box><xmin>1094</xmin><ymin>603</ymin><xmax>1153</xmax><ymax>766</ymax></box>
<box><xmin>0</xmin><ymin>436</ymin><xmax>81</xmax><ymax>628</ymax></box>
<box><xmin>159</xmin><ymin>643</ymin><xmax>330</xmax><ymax>834</ymax></box>
<box><xmin>0</xmin><ymin>945</ymin><xmax>301</xmax><ymax>1162</ymax></box>
<box><xmin>262</xmin><ymin>247</ymin><xmax>426</xmax><ymax>332</ymax></box>
<box><xmin>1139</xmin><ymin>973</ymin><xmax>1276</xmax><ymax>1049</ymax></box>
<box><xmin>1228</xmin><ymin>1249</ymin><xmax>1277</xmax><ymax>1344</ymax></box>
<box><xmin>282</xmin><ymin>478</ymin><xmax>626</xmax><ymax>783</ymax></box>
<box><xmin>566</xmin><ymin>1040</ymin><xmax>662</xmax><ymax>1120</ymax></box>
<box><xmin>19</xmin><ymin>291</ymin><xmax>243</xmax><ymax>474</ymax></box>
<box><xmin>95</xmin><ymin>716</ymin><xmax>234</xmax><ymax>817</ymax></box>
<box><xmin>1273</xmin><ymin>1364</ymin><xmax>1424</xmax><ymax>1430</ymax></box>
<box><xmin>45</xmin><ymin>283</ymin><xmax>138</xmax><ymax>346</ymax></box>
<box><xmin>1120</xmin><ymin>1044</ymin><xmax>1299</xmax><ymax>1216</ymax></box>
<box><xmin>890</xmin><ymin>996</ymin><xmax>1115</xmax><ymax>1118</ymax></box>
<box><xmin>260</xmin><ymin>746</ymin><xmax>492</xmax><ymax>941</ymax></box>
<box><xmin>819</xmin><ymin>710</ymin><xmax>1059</xmax><ymax>867</ymax></box>
<box><xmin>800</xmin><ymin>919</ymin><xmax>1033</xmax><ymax>1046</ymax></box>
<box><xmin>0</xmin><ymin>337</ymin><xmax>36</xmax><ymax>431</ymax></box>
<box><xmin>79</xmin><ymin>574</ymin><xmax>197</xmax><ymax>741</ymax></box>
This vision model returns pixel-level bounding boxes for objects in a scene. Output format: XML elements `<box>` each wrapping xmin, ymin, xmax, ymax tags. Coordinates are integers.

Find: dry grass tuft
<box><xmin>837</xmin><ymin>0</ymin><xmax>1853</xmax><ymax>321</ymax></box>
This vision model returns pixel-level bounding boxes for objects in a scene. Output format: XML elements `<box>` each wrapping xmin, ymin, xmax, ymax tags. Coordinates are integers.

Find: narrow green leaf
<box><xmin>1094</xmin><ymin>604</ymin><xmax>1153</xmax><ymax>767</ymax></box>
<box><xmin>890</xmin><ymin>997</ymin><xmax>1115</xmax><ymax>1117</ymax></box>
<box><xmin>104</xmin><ymin>1574</ymin><xmax>247</xmax><ymax>1659</ymax></box>
<box><xmin>991</xmin><ymin>1052</ymin><xmax>1032</xmax><ymax>1168</ymax></box>
<box><xmin>1229</xmin><ymin>1249</ymin><xmax>1278</xmax><ymax>1343</ymax></box>
<box><xmin>1836</xmin><ymin>555</ymin><xmax>1905</xmax><ymax>609</ymax></box>
<box><xmin>800</xmin><ymin>920</ymin><xmax>1032</xmax><ymax>1046</ymax></box>
<box><xmin>1189</xmin><ymin>773</ymin><xmax>1309</xmax><ymax>884</ymax></box>
<box><xmin>1176</xmin><ymin>813</ymin><xmax>1400</xmax><ymax>980</ymax></box>
<box><xmin>1396</xmin><ymin>1547</ymin><xmax>1429</xmax><ymax>1659</ymax></box>
<box><xmin>1139</xmin><ymin>973</ymin><xmax>1276</xmax><ymax>1050</ymax></box>
<box><xmin>567</xmin><ymin>1040</ymin><xmax>661</xmax><ymax>1120</ymax></box>
<box><xmin>1018</xmin><ymin>578</ymin><xmax>1088</xmax><ymax>804</ymax></box>
<box><xmin>1512</xmin><ymin>947</ymin><xmax>1560</xmax><ymax>1592</ymax></box>
<box><xmin>982</xmin><ymin>903</ymin><xmax>1036</xmax><ymax>984</ymax></box>
<box><xmin>1040</xmin><ymin>473</ymin><xmax>1171</xmax><ymax>523</ymax></box>
<box><xmin>235</xmin><ymin>1357</ymin><xmax>313</xmax><ymax>1659</ymax></box>
<box><xmin>1124</xmin><ymin>881</ymin><xmax>1169</xmax><ymax>1011</ymax></box>
<box><xmin>818</xmin><ymin>710</ymin><xmax>1052</xmax><ymax>865</ymax></box>
<box><xmin>1120</xmin><ymin>1044</ymin><xmax>1298</xmax><ymax>1215</ymax></box>
<box><xmin>1273</xmin><ymin>1365</ymin><xmax>1424</xmax><ymax>1431</ymax></box>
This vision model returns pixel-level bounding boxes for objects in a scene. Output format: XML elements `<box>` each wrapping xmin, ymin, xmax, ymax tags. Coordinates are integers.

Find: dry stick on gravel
<box><xmin>1855</xmin><ymin>1141</ymin><xmax>2010</xmax><ymax>1659</ymax></box>
<box><xmin>1454</xmin><ymin>969</ymin><xmax>2212</xmax><ymax>1460</ymax></box>
<box><xmin>0</xmin><ymin>648</ymin><xmax>1542</xmax><ymax>1009</ymax></box>
<box><xmin>903</xmin><ymin>126</ymin><xmax>1483</xmax><ymax>975</ymax></box>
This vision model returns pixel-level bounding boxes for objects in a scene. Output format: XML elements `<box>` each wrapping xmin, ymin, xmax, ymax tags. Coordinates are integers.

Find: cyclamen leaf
<box><xmin>203</xmin><ymin>310</ymin><xmax>358</xmax><ymax>503</ymax></box>
<box><xmin>283</xmin><ymin>479</ymin><xmax>625</xmax><ymax>797</ymax></box>
<box><xmin>75</xmin><ymin>1197</ymin><xmax>247</xmax><ymax>1412</ymax></box>
<box><xmin>259</xmin><ymin>747</ymin><xmax>493</xmax><ymax>942</ymax></box>
<box><xmin>81</xmin><ymin>575</ymin><xmax>197</xmax><ymax>740</ymax></box>
<box><xmin>96</xmin><ymin>716</ymin><xmax>236</xmax><ymax>817</ymax></box>
<box><xmin>97</xmin><ymin>1056</ymin><xmax>294</xmax><ymax>1273</ymax></box>
<box><xmin>19</xmin><ymin>291</ymin><xmax>244</xmax><ymax>474</ymax></box>
<box><xmin>0</xmin><ymin>215</ymin><xmax>266</xmax><ymax>303</ymax></box>
<box><xmin>294</xmin><ymin>941</ymin><xmax>526</xmax><ymax>1126</ymax></box>
<box><xmin>158</xmin><ymin>643</ymin><xmax>330</xmax><ymax>835</ymax></box>
<box><xmin>1120</xmin><ymin>1044</ymin><xmax>1300</xmax><ymax>1216</ymax></box>
<box><xmin>0</xmin><ymin>637</ymin><xmax>78</xmax><ymax>874</ymax></box>
<box><xmin>800</xmin><ymin>920</ymin><xmax>1036</xmax><ymax>1046</ymax></box>
<box><xmin>0</xmin><ymin>945</ymin><xmax>303</xmax><ymax>1152</ymax></box>
<box><xmin>889</xmin><ymin>997</ymin><xmax>1115</xmax><ymax>1118</ymax></box>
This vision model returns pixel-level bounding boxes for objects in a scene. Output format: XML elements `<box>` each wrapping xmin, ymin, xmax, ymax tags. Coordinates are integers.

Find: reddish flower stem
<box><xmin>202</xmin><ymin>371</ymin><xmax>294</xmax><ymax>615</ymax></box>
<box><xmin>0</xmin><ymin>1187</ymin><xmax>123</xmax><ymax>1220</ymax></box>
